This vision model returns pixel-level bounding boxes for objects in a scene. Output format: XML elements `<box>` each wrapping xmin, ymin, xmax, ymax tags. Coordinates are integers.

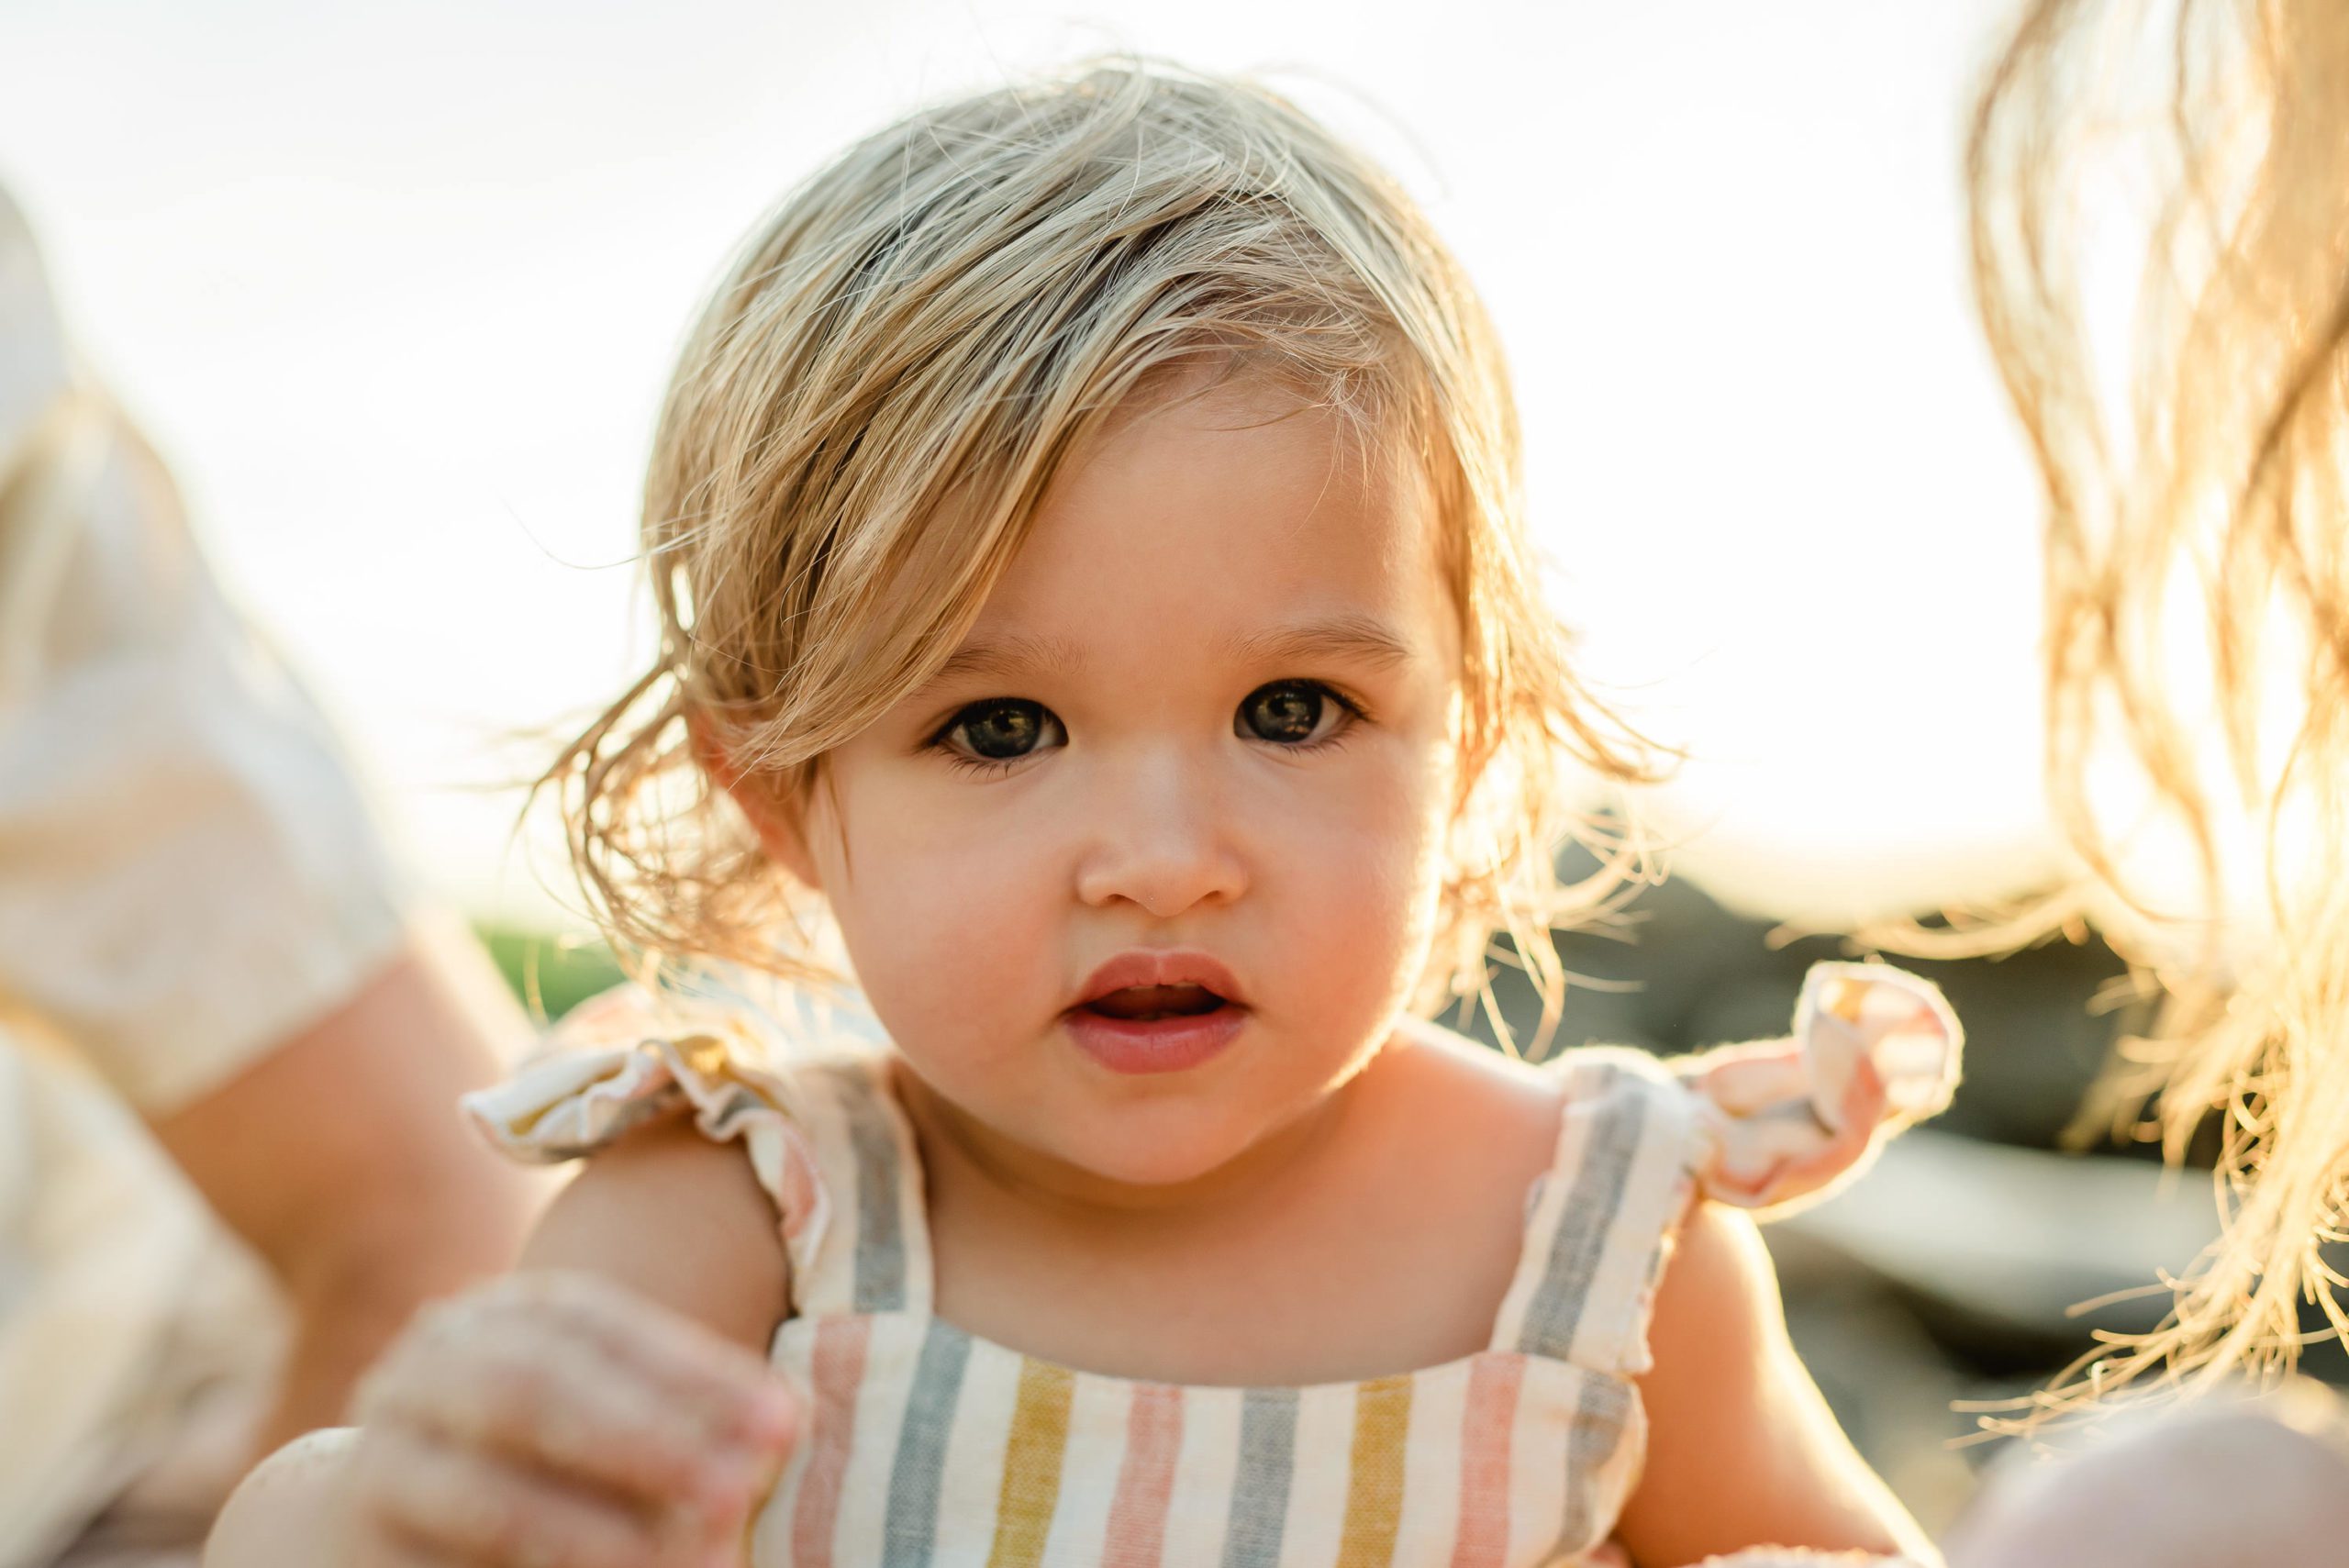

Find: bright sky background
<box><xmin>0</xmin><ymin>0</ymin><xmax>2064</xmax><ymax>932</ymax></box>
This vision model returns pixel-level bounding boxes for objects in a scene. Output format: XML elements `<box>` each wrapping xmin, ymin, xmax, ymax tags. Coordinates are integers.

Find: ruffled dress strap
<box><xmin>1682</xmin><ymin>962</ymin><xmax>1962</xmax><ymax>1214</ymax></box>
<box><xmin>1487</xmin><ymin>1046</ymin><xmax>1710</xmax><ymax>1377</ymax></box>
<box><xmin>1486</xmin><ymin>961</ymin><xmax>1963</xmax><ymax>1378</ymax></box>
<box><xmin>460</xmin><ymin>982</ymin><xmax>935</xmax><ymax>1318</ymax></box>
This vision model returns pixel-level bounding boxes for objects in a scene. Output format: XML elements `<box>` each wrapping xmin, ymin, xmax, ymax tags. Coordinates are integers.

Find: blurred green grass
<box><xmin>477</xmin><ymin>924</ymin><xmax>625</xmax><ymax>1025</ymax></box>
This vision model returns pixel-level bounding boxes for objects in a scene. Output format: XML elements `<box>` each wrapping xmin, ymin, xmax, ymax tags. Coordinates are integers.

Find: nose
<box><xmin>1072</xmin><ymin>748</ymin><xmax>1247</xmax><ymax>918</ymax></box>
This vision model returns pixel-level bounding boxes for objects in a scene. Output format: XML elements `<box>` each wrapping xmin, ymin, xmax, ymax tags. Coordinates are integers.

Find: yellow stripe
<box><xmin>985</xmin><ymin>1358</ymin><xmax>1078</xmax><ymax>1568</ymax></box>
<box><xmin>1334</xmin><ymin>1373</ymin><xmax>1414</xmax><ymax>1568</ymax></box>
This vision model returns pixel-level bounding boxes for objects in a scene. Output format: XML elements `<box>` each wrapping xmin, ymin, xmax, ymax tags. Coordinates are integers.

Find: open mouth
<box><xmin>1064</xmin><ymin>979</ymin><xmax>1246</xmax><ymax>1074</ymax></box>
<box><xmin>1078</xmin><ymin>984</ymin><xmax>1230</xmax><ymax>1022</ymax></box>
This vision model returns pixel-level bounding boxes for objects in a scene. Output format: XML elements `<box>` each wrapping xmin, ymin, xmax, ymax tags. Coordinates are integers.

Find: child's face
<box><xmin>787</xmin><ymin>372</ymin><xmax>1464</xmax><ymax>1193</ymax></box>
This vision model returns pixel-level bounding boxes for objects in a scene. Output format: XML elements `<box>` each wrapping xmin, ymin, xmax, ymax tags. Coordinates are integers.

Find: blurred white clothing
<box><xmin>0</xmin><ymin>187</ymin><xmax>407</xmax><ymax>1566</ymax></box>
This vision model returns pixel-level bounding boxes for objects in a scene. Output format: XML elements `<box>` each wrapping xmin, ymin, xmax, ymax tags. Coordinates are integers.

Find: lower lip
<box><xmin>1063</xmin><ymin>1005</ymin><xmax>1245</xmax><ymax>1074</ymax></box>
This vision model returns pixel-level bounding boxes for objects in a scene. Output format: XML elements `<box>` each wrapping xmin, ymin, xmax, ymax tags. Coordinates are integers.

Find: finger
<box><xmin>509</xmin><ymin>1273</ymin><xmax>797</xmax><ymax>1448</ymax></box>
<box><xmin>363</xmin><ymin>1310</ymin><xmax>762</xmax><ymax>1519</ymax></box>
<box><xmin>395</xmin><ymin>1274</ymin><xmax>797</xmax><ymax>1463</ymax></box>
<box><xmin>354</xmin><ymin>1423</ymin><xmax>714</xmax><ymax>1568</ymax></box>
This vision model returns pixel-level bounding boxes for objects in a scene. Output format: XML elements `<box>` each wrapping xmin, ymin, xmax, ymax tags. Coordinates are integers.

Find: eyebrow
<box><xmin>916</xmin><ymin>613</ymin><xmax>1419</xmax><ymax>695</ymax></box>
<box><xmin>918</xmin><ymin>632</ymin><xmax>1089</xmax><ymax>689</ymax></box>
<box><xmin>1217</xmin><ymin>614</ymin><xmax>1419</xmax><ymax>673</ymax></box>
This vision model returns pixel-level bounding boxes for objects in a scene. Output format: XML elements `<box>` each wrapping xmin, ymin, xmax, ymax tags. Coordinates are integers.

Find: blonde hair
<box><xmin>546</xmin><ymin>57</ymin><xmax>1658</xmax><ymax>1046</ymax></box>
<box><xmin>1953</xmin><ymin>0</ymin><xmax>2349</xmax><ymax>1419</ymax></box>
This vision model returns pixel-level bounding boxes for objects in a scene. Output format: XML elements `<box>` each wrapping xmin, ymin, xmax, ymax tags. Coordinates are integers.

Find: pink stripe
<box><xmin>1450</xmin><ymin>1354</ymin><xmax>1526</xmax><ymax>1568</ymax></box>
<box><xmin>1100</xmin><ymin>1384</ymin><xmax>1185</xmax><ymax>1568</ymax></box>
<box><xmin>790</xmin><ymin>1316</ymin><xmax>874</xmax><ymax>1568</ymax></box>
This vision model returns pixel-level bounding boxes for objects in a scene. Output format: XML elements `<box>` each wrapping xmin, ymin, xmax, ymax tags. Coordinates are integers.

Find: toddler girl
<box><xmin>212</xmin><ymin>58</ymin><xmax>1955</xmax><ymax>1568</ymax></box>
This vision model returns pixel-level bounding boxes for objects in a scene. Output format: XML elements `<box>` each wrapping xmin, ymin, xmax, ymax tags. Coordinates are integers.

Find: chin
<box><xmin>1060</xmin><ymin>1136</ymin><xmax>1243</xmax><ymax>1189</ymax></box>
<box><xmin>1044</xmin><ymin>1113</ymin><xmax>1274</xmax><ymax>1191</ymax></box>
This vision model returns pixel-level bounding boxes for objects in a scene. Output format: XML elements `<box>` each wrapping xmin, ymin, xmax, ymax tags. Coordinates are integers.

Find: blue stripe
<box><xmin>882</xmin><ymin>1320</ymin><xmax>974</xmax><ymax>1566</ymax></box>
<box><xmin>836</xmin><ymin>1065</ymin><xmax>909</xmax><ymax>1312</ymax></box>
<box><xmin>1220</xmin><ymin>1386</ymin><xmax>1299</xmax><ymax>1568</ymax></box>
<box><xmin>1515</xmin><ymin>1068</ymin><xmax>1649</xmax><ymax>1361</ymax></box>
<box><xmin>1551</xmin><ymin>1375</ymin><xmax>1634</xmax><ymax>1558</ymax></box>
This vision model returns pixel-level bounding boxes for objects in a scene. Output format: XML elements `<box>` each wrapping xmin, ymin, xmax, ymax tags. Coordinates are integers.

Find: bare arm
<box><xmin>517</xmin><ymin>1102</ymin><xmax>793</xmax><ymax>1346</ymax></box>
<box><xmin>1614</xmin><ymin>1204</ymin><xmax>1936</xmax><ymax>1568</ymax></box>
<box><xmin>206</xmin><ymin>1102</ymin><xmax>792</xmax><ymax>1568</ymax></box>
<box><xmin>149</xmin><ymin>927</ymin><xmax>541</xmax><ymax>1462</ymax></box>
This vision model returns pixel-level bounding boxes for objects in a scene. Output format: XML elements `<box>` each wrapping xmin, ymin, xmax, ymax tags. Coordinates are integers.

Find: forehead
<box><xmin>972</xmin><ymin>373</ymin><xmax>1451</xmax><ymax>659</ymax></box>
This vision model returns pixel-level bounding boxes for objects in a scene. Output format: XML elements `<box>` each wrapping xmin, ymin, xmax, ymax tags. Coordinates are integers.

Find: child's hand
<box><xmin>339</xmin><ymin>1270</ymin><xmax>796</xmax><ymax>1568</ymax></box>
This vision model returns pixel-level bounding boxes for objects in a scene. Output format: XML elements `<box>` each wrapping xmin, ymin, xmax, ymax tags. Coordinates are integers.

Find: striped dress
<box><xmin>464</xmin><ymin>989</ymin><xmax>1920</xmax><ymax>1568</ymax></box>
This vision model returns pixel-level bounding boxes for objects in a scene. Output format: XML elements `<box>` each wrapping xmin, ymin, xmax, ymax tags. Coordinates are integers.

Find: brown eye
<box><xmin>941</xmin><ymin>698</ymin><xmax>1062</xmax><ymax>762</ymax></box>
<box><xmin>1238</xmin><ymin>681</ymin><xmax>1341</xmax><ymax>745</ymax></box>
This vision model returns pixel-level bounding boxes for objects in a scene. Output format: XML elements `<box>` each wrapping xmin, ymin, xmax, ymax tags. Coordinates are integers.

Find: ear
<box><xmin>687</xmin><ymin>709</ymin><xmax>824</xmax><ymax>892</ymax></box>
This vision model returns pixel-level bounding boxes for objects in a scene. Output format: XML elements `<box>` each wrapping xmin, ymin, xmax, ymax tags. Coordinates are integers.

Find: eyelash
<box><xmin>922</xmin><ymin>681</ymin><xmax>1368</xmax><ymax>775</ymax></box>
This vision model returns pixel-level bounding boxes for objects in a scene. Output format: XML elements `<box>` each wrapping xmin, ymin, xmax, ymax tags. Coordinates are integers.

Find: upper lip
<box><xmin>1072</xmin><ymin>950</ymin><xmax>1248</xmax><ymax>1010</ymax></box>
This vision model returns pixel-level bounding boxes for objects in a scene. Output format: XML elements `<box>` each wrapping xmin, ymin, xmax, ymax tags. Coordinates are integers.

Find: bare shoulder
<box><xmin>521</xmin><ymin>1104</ymin><xmax>793</xmax><ymax>1355</ymax></box>
<box><xmin>1377</xmin><ymin>1018</ymin><xmax>1567</xmax><ymax>1127</ymax></box>
<box><xmin>1358</xmin><ymin>1021</ymin><xmax>1569</xmax><ymax>1204</ymax></box>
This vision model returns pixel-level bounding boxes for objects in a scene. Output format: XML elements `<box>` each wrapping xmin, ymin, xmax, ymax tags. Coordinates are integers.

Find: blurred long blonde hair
<box><xmin>544</xmin><ymin>58</ymin><xmax>1661</xmax><ymax>1047</ymax></box>
<box><xmin>1960</xmin><ymin>0</ymin><xmax>2349</xmax><ymax>1416</ymax></box>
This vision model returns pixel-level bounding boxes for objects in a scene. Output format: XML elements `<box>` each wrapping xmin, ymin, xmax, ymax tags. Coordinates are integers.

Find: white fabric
<box><xmin>1793</xmin><ymin>962</ymin><xmax>1961</xmax><ymax>1132</ymax></box>
<box><xmin>1680</xmin><ymin>964</ymin><xmax>1964</xmax><ymax>1213</ymax></box>
<box><xmin>0</xmin><ymin>1033</ymin><xmax>284</xmax><ymax>1568</ymax></box>
<box><xmin>0</xmin><ymin>185</ymin><xmax>403</xmax><ymax>1566</ymax></box>
<box><xmin>0</xmin><ymin>192</ymin><xmax>408</xmax><ymax>1113</ymax></box>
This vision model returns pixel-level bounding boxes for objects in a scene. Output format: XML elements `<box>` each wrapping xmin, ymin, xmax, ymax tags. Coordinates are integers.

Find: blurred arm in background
<box><xmin>139</xmin><ymin>926</ymin><xmax>540</xmax><ymax>1461</ymax></box>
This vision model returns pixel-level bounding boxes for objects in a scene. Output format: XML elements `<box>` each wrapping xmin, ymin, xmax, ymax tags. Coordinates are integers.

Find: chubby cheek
<box><xmin>1266</xmin><ymin>743</ymin><xmax>1452</xmax><ymax>1031</ymax></box>
<box><xmin>812</xmin><ymin>774</ymin><xmax>1054</xmax><ymax>1068</ymax></box>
